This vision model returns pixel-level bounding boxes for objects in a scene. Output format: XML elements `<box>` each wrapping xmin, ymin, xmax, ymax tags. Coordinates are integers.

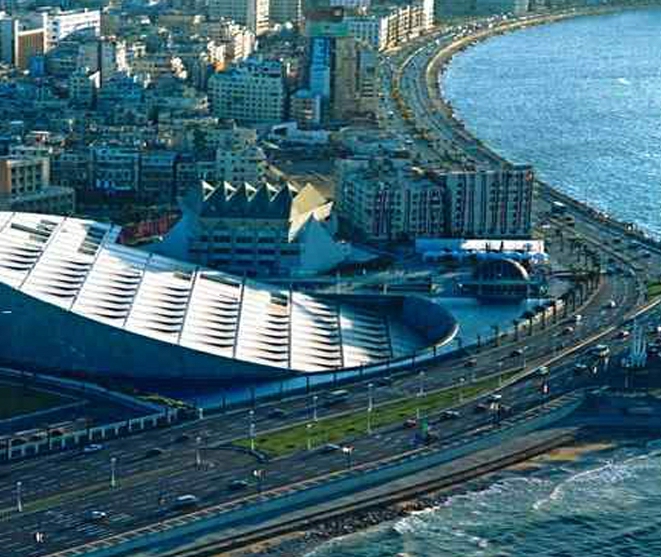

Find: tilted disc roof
<box><xmin>0</xmin><ymin>212</ymin><xmax>410</xmax><ymax>372</ymax></box>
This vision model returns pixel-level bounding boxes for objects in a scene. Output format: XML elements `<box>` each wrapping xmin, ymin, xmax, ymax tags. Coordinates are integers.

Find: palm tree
<box><xmin>522</xmin><ymin>310</ymin><xmax>535</xmax><ymax>336</ymax></box>
<box><xmin>535</xmin><ymin>304</ymin><xmax>547</xmax><ymax>329</ymax></box>
<box><xmin>491</xmin><ymin>324</ymin><xmax>501</xmax><ymax>346</ymax></box>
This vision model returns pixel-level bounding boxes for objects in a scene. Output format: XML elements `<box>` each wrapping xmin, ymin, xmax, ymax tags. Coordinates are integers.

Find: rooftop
<box><xmin>0</xmin><ymin>212</ymin><xmax>432</xmax><ymax>373</ymax></box>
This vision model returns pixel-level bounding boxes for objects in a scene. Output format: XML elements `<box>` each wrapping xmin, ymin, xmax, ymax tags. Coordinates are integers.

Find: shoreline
<box><xmin>427</xmin><ymin>1</ymin><xmax>661</xmax><ymax>244</ymax></box>
<box><xmin>218</xmin><ymin>8</ymin><xmax>661</xmax><ymax>555</ymax></box>
<box><xmin>223</xmin><ymin>431</ymin><xmax>653</xmax><ymax>557</ymax></box>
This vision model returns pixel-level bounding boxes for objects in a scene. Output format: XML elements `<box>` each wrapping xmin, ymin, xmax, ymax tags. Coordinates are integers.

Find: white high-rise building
<box><xmin>42</xmin><ymin>8</ymin><xmax>101</xmax><ymax>48</ymax></box>
<box><xmin>208</xmin><ymin>0</ymin><xmax>270</xmax><ymax>36</ymax></box>
<box><xmin>208</xmin><ymin>58</ymin><xmax>286</xmax><ymax>125</ymax></box>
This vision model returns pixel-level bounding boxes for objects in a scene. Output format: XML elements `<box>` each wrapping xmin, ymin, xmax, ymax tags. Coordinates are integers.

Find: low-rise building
<box><xmin>0</xmin><ymin>155</ymin><xmax>74</xmax><ymax>214</ymax></box>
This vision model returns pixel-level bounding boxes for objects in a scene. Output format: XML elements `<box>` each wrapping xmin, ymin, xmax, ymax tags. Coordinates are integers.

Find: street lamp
<box><xmin>306</xmin><ymin>423</ymin><xmax>313</xmax><ymax>451</ymax></box>
<box><xmin>110</xmin><ymin>457</ymin><xmax>117</xmax><ymax>488</ymax></box>
<box><xmin>416</xmin><ymin>371</ymin><xmax>426</xmax><ymax>420</ymax></box>
<box><xmin>16</xmin><ymin>481</ymin><xmax>22</xmax><ymax>513</ymax></box>
<box><xmin>253</xmin><ymin>469</ymin><xmax>265</xmax><ymax>494</ymax></box>
<box><xmin>342</xmin><ymin>445</ymin><xmax>354</xmax><ymax>469</ymax></box>
<box><xmin>195</xmin><ymin>436</ymin><xmax>202</xmax><ymax>468</ymax></box>
<box><xmin>312</xmin><ymin>395</ymin><xmax>318</xmax><ymax>423</ymax></box>
<box><xmin>458</xmin><ymin>376</ymin><xmax>466</xmax><ymax>403</ymax></box>
<box><xmin>248</xmin><ymin>410</ymin><xmax>256</xmax><ymax>452</ymax></box>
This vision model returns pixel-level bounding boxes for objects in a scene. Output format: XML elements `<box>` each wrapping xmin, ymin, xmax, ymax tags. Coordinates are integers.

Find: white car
<box><xmin>86</xmin><ymin>510</ymin><xmax>108</xmax><ymax>522</ymax></box>
<box><xmin>82</xmin><ymin>444</ymin><xmax>104</xmax><ymax>454</ymax></box>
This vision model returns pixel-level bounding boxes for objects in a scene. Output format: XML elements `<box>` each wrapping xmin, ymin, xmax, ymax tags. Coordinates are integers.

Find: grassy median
<box><xmin>647</xmin><ymin>282</ymin><xmax>661</xmax><ymax>299</ymax></box>
<box><xmin>236</xmin><ymin>370</ymin><xmax>520</xmax><ymax>457</ymax></box>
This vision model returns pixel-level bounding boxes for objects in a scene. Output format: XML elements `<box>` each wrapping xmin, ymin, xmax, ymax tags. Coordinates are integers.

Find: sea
<box><xmin>306</xmin><ymin>441</ymin><xmax>661</xmax><ymax>557</ymax></box>
<box><xmin>306</xmin><ymin>8</ymin><xmax>661</xmax><ymax>556</ymax></box>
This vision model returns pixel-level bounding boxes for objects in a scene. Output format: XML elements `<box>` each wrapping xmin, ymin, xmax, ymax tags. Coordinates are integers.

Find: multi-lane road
<box><xmin>2</xmin><ymin>18</ymin><xmax>661</xmax><ymax>557</ymax></box>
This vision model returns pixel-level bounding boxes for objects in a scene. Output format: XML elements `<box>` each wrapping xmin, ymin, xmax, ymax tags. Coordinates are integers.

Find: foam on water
<box><xmin>309</xmin><ymin>445</ymin><xmax>661</xmax><ymax>557</ymax></box>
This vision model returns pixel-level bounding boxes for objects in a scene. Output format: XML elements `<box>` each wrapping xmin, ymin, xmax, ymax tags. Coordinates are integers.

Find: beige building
<box><xmin>443</xmin><ymin>165</ymin><xmax>534</xmax><ymax>239</ymax></box>
<box><xmin>336</xmin><ymin>157</ymin><xmax>534</xmax><ymax>242</ymax></box>
<box><xmin>0</xmin><ymin>156</ymin><xmax>74</xmax><ymax>215</ymax></box>
<box><xmin>337</xmin><ymin>156</ymin><xmax>446</xmax><ymax>242</ymax></box>
<box><xmin>214</xmin><ymin>127</ymin><xmax>267</xmax><ymax>185</ymax></box>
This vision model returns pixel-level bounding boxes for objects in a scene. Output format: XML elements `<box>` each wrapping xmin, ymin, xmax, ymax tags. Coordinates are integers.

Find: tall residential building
<box><xmin>208</xmin><ymin>0</ymin><xmax>270</xmax><ymax>36</ymax></box>
<box><xmin>0</xmin><ymin>14</ymin><xmax>46</xmax><ymax>70</ymax></box>
<box><xmin>346</xmin><ymin>0</ymin><xmax>434</xmax><ymax>52</ymax></box>
<box><xmin>0</xmin><ymin>156</ymin><xmax>75</xmax><ymax>214</ymax></box>
<box><xmin>337</xmin><ymin>157</ymin><xmax>534</xmax><ymax>242</ymax></box>
<box><xmin>443</xmin><ymin>165</ymin><xmax>534</xmax><ymax>238</ymax></box>
<box><xmin>201</xmin><ymin>19</ymin><xmax>256</xmax><ymax>68</ymax></box>
<box><xmin>269</xmin><ymin>0</ymin><xmax>303</xmax><ymax>24</ymax></box>
<box><xmin>304</xmin><ymin>8</ymin><xmax>359</xmax><ymax>121</ymax></box>
<box><xmin>208</xmin><ymin>57</ymin><xmax>286</xmax><ymax>125</ymax></box>
<box><xmin>42</xmin><ymin>8</ymin><xmax>101</xmax><ymax>48</ymax></box>
<box><xmin>336</xmin><ymin>156</ymin><xmax>446</xmax><ymax>242</ymax></box>
<box><xmin>68</xmin><ymin>68</ymin><xmax>100</xmax><ymax>107</ymax></box>
<box><xmin>90</xmin><ymin>146</ymin><xmax>141</xmax><ymax>193</ymax></box>
<box><xmin>214</xmin><ymin>126</ymin><xmax>267</xmax><ymax>185</ymax></box>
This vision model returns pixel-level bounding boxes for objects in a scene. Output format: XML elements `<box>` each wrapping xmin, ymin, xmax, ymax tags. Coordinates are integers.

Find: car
<box><xmin>474</xmin><ymin>403</ymin><xmax>491</xmax><ymax>414</ymax></box>
<box><xmin>536</xmin><ymin>366</ymin><xmax>550</xmax><ymax>376</ymax></box>
<box><xmin>375</xmin><ymin>376</ymin><xmax>394</xmax><ymax>387</ymax></box>
<box><xmin>228</xmin><ymin>479</ymin><xmax>249</xmax><ymax>491</ymax></box>
<box><xmin>267</xmin><ymin>408</ymin><xmax>288</xmax><ymax>419</ymax></box>
<box><xmin>510</xmin><ymin>348</ymin><xmax>524</xmax><ymax>357</ymax></box>
<box><xmin>573</xmin><ymin>363</ymin><xmax>589</xmax><ymax>374</ymax></box>
<box><xmin>573</xmin><ymin>314</ymin><xmax>583</xmax><ymax>324</ymax></box>
<box><xmin>439</xmin><ymin>410</ymin><xmax>460</xmax><ymax>420</ymax></box>
<box><xmin>145</xmin><ymin>447</ymin><xmax>165</xmax><ymax>458</ymax></box>
<box><xmin>464</xmin><ymin>358</ymin><xmax>478</xmax><ymax>368</ymax></box>
<box><xmin>561</xmin><ymin>326</ymin><xmax>575</xmax><ymax>335</ymax></box>
<box><xmin>617</xmin><ymin>330</ymin><xmax>631</xmax><ymax>340</ymax></box>
<box><xmin>605</xmin><ymin>300</ymin><xmax>617</xmax><ymax>309</ymax></box>
<box><xmin>324</xmin><ymin>389</ymin><xmax>350</xmax><ymax>406</ymax></box>
<box><xmin>590</xmin><ymin>344</ymin><xmax>610</xmax><ymax>358</ymax></box>
<box><xmin>319</xmin><ymin>443</ymin><xmax>342</xmax><ymax>453</ymax></box>
<box><xmin>174</xmin><ymin>434</ymin><xmax>191</xmax><ymax>443</ymax></box>
<box><xmin>85</xmin><ymin>510</ymin><xmax>108</xmax><ymax>522</ymax></box>
<box><xmin>487</xmin><ymin>394</ymin><xmax>503</xmax><ymax>403</ymax></box>
<box><xmin>403</xmin><ymin>418</ymin><xmax>418</xmax><ymax>428</ymax></box>
<box><xmin>82</xmin><ymin>444</ymin><xmax>104</xmax><ymax>454</ymax></box>
<box><xmin>171</xmin><ymin>494</ymin><xmax>199</xmax><ymax>509</ymax></box>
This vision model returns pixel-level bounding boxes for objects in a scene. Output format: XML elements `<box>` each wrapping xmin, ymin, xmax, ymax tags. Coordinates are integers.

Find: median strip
<box><xmin>236</xmin><ymin>370</ymin><xmax>521</xmax><ymax>457</ymax></box>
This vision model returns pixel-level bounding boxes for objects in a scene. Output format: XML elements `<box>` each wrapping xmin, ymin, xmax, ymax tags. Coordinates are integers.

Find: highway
<box><xmin>2</xmin><ymin>16</ymin><xmax>661</xmax><ymax>557</ymax></box>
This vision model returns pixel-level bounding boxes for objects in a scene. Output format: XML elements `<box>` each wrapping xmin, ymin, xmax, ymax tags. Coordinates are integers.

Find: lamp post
<box><xmin>253</xmin><ymin>469</ymin><xmax>264</xmax><ymax>494</ymax></box>
<box><xmin>248</xmin><ymin>410</ymin><xmax>255</xmax><ymax>452</ymax></box>
<box><xmin>16</xmin><ymin>481</ymin><xmax>22</xmax><ymax>513</ymax></box>
<box><xmin>416</xmin><ymin>371</ymin><xmax>426</xmax><ymax>420</ymax></box>
<box><xmin>367</xmin><ymin>383</ymin><xmax>374</xmax><ymax>434</ymax></box>
<box><xmin>110</xmin><ymin>457</ymin><xmax>117</xmax><ymax>488</ymax></box>
<box><xmin>342</xmin><ymin>445</ymin><xmax>354</xmax><ymax>469</ymax></box>
<box><xmin>306</xmin><ymin>423</ymin><xmax>313</xmax><ymax>451</ymax></box>
<box><xmin>312</xmin><ymin>395</ymin><xmax>318</xmax><ymax>423</ymax></box>
<box><xmin>458</xmin><ymin>376</ymin><xmax>466</xmax><ymax>403</ymax></box>
<box><xmin>195</xmin><ymin>436</ymin><xmax>202</xmax><ymax>468</ymax></box>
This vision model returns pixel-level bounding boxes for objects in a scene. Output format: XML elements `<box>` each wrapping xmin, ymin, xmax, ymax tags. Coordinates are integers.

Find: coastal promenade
<box><xmin>3</xmin><ymin>9</ymin><xmax>661</xmax><ymax>557</ymax></box>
